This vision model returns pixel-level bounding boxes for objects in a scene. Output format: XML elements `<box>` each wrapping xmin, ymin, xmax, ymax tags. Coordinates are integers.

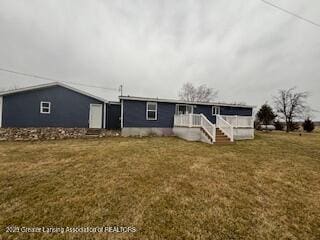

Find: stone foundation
<box><xmin>0</xmin><ymin>128</ymin><xmax>120</xmax><ymax>141</ymax></box>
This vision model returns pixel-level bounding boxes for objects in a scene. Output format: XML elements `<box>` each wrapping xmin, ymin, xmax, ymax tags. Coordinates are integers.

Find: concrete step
<box><xmin>86</xmin><ymin>128</ymin><xmax>102</xmax><ymax>136</ymax></box>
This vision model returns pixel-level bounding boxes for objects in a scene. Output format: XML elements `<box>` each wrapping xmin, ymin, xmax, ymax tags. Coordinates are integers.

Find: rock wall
<box><xmin>0</xmin><ymin>128</ymin><xmax>120</xmax><ymax>141</ymax></box>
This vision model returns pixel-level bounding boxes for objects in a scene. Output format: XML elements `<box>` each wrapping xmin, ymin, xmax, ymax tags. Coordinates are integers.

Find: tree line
<box><xmin>179</xmin><ymin>82</ymin><xmax>315</xmax><ymax>133</ymax></box>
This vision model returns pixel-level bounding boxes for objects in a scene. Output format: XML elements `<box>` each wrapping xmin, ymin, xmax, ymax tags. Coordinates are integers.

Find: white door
<box><xmin>89</xmin><ymin>104</ymin><xmax>103</xmax><ymax>128</ymax></box>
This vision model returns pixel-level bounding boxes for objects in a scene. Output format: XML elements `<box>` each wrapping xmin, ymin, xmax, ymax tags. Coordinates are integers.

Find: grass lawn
<box><xmin>0</xmin><ymin>131</ymin><xmax>320</xmax><ymax>240</ymax></box>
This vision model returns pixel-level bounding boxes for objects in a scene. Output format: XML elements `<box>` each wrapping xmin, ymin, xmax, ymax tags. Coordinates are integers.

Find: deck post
<box><xmin>189</xmin><ymin>114</ymin><xmax>192</xmax><ymax>127</ymax></box>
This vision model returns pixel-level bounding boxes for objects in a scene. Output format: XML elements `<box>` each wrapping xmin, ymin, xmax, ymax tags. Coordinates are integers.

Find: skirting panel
<box><xmin>233</xmin><ymin>128</ymin><xmax>254</xmax><ymax>140</ymax></box>
<box><xmin>121</xmin><ymin>128</ymin><xmax>174</xmax><ymax>137</ymax></box>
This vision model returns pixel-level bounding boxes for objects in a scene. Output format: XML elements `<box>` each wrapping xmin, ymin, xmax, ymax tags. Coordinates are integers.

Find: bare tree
<box><xmin>178</xmin><ymin>82</ymin><xmax>218</xmax><ymax>102</ymax></box>
<box><xmin>274</xmin><ymin>87</ymin><xmax>309</xmax><ymax>132</ymax></box>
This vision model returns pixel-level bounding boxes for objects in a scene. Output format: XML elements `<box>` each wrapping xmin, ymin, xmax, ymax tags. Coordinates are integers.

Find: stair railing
<box><xmin>216</xmin><ymin>115</ymin><xmax>234</xmax><ymax>142</ymax></box>
<box><xmin>200</xmin><ymin>114</ymin><xmax>216</xmax><ymax>143</ymax></box>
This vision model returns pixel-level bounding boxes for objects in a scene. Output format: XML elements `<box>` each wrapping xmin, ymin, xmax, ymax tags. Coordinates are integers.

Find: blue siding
<box><xmin>2</xmin><ymin>86</ymin><xmax>104</xmax><ymax>128</ymax></box>
<box><xmin>123</xmin><ymin>100</ymin><xmax>176</xmax><ymax>128</ymax></box>
<box><xmin>193</xmin><ymin>105</ymin><xmax>216</xmax><ymax>123</ymax></box>
<box><xmin>123</xmin><ymin>100</ymin><xmax>252</xmax><ymax>128</ymax></box>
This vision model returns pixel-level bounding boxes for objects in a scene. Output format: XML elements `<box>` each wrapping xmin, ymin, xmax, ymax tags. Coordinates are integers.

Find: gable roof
<box><xmin>0</xmin><ymin>82</ymin><xmax>108</xmax><ymax>102</ymax></box>
<box><xmin>119</xmin><ymin>96</ymin><xmax>256</xmax><ymax>108</ymax></box>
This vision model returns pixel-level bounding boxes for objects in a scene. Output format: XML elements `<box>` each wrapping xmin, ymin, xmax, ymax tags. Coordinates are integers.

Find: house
<box><xmin>0</xmin><ymin>82</ymin><xmax>255</xmax><ymax>144</ymax></box>
<box><xmin>0</xmin><ymin>82</ymin><xmax>121</xmax><ymax>129</ymax></box>
<box><xmin>119</xmin><ymin>96</ymin><xmax>255</xmax><ymax>144</ymax></box>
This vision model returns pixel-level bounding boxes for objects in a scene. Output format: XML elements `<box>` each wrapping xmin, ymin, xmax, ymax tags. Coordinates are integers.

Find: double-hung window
<box><xmin>146</xmin><ymin>102</ymin><xmax>157</xmax><ymax>120</ymax></box>
<box><xmin>212</xmin><ymin>106</ymin><xmax>220</xmax><ymax>115</ymax></box>
<box><xmin>40</xmin><ymin>101</ymin><xmax>51</xmax><ymax>114</ymax></box>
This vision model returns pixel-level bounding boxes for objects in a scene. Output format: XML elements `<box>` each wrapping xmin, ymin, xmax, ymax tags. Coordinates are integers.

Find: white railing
<box><xmin>216</xmin><ymin>115</ymin><xmax>234</xmax><ymax>142</ymax></box>
<box><xmin>221</xmin><ymin>115</ymin><xmax>254</xmax><ymax>128</ymax></box>
<box><xmin>200</xmin><ymin>114</ymin><xmax>216</xmax><ymax>142</ymax></box>
<box><xmin>174</xmin><ymin>114</ymin><xmax>202</xmax><ymax>127</ymax></box>
<box><xmin>174</xmin><ymin>114</ymin><xmax>216</xmax><ymax>142</ymax></box>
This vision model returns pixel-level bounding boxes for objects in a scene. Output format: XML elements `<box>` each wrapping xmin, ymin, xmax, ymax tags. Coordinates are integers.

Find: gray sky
<box><xmin>0</xmin><ymin>0</ymin><xmax>319</xmax><ymax>119</ymax></box>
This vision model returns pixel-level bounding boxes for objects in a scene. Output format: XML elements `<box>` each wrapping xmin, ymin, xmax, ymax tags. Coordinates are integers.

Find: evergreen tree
<box><xmin>256</xmin><ymin>104</ymin><xmax>276</xmax><ymax>125</ymax></box>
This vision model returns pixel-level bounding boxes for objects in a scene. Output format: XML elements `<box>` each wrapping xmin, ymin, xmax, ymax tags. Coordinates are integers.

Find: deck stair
<box><xmin>215</xmin><ymin>128</ymin><xmax>233</xmax><ymax>144</ymax></box>
<box><xmin>174</xmin><ymin>113</ymin><xmax>235</xmax><ymax>145</ymax></box>
<box><xmin>200</xmin><ymin>127</ymin><xmax>214</xmax><ymax>144</ymax></box>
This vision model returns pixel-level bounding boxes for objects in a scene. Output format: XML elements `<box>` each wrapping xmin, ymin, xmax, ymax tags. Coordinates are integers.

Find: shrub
<box><xmin>274</xmin><ymin>121</ymin><xmax>284</xmax><ymax>131</ymax></box>
<box><xmin>303</xmin><ymin>118</ymin><xmax>315</xmax><ymax>132</ymax></box>
<box><xmin>287</xmin><ymin>122</ymin><xmax>300</xmax><ymax>131</ymax></box>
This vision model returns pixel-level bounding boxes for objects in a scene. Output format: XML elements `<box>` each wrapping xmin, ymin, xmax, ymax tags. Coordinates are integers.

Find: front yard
<box><xmin>0</xmin><ymin>131</ymin><xmax>319</xmax><ymax>239</ymax></box>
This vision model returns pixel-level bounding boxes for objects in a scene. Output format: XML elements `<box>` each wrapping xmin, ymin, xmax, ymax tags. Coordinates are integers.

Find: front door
<box><xmin>89</xmin><ymin>104</ymin><xmax>103</xmax><ymax>128</ymax></box>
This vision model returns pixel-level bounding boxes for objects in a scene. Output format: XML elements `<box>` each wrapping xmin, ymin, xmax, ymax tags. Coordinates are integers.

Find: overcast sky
<box><xmin>0</xmin><ymin>0</ymin><xmax>319</xmax><ymax>119</ymax></box>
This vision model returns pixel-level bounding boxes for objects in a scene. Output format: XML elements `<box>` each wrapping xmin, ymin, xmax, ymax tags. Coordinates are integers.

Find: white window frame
<box><xmin>40</xmin><ymin>101</ymin><xmax>51</xmax><ymax>114</ymax></box>
<box><xmin>175</xmin><ymin>104</ymin><xmax>194</xmax><ymax>115</ymax></box>
<box><xmin>146</xmin><ymin>102</ymin><xmax>157</xmax><ymax>120</ymax></box>
<box><xmin>212</xmin><ymin>106</ymin><xmax>220</xmax><ymax>115</ymax></box>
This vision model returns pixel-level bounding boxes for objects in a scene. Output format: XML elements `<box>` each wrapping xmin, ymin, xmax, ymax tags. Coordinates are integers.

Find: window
<box><xmin>40</xmin><ymin>101</ymin><xmax>51</xmax><ymax>114</ymax></box>
<box><xmin>175</xmin><ymin>104</ymin><xmax>194</xmax><ymax>115</ymax></box>
<box><xmin>212</xmin><ymin>106</ymin><xmax>220</xmax><ymax>115</ymax></box>
<box><xmin>146</xmin><ymin>102</ymin><xmax>157</xmax><ymax>120</ymax></box>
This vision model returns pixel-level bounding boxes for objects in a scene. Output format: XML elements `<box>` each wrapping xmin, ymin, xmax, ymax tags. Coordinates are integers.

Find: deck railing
<box><xmin>174</xmin><ymin>114</ymin><xmax>254</xmax><ymax>142</ymax></box>
<box><xmin>221</xmin><ymin>115</ymin><xmax>254</xmax><ymax>128</ymax></box>
<box><xmin>216</xmin><ymin>115</ymin><xmax>234</xmax><ymax>142</ymax></box>
<box><xmin>174</xmin><ymin>114</ymin><xmax>215</xmax><ymax>142</ymax></box>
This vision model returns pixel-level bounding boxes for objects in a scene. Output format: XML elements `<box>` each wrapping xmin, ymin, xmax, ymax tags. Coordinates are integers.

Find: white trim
<box><xmin>120</xmin><ymin>99</ymin><xmax>124</xmax><ymax>128</ymax></box>
<box><xmin>0</xmin><ymin>82</ymin><xmax>108</xmax><ymax>103</ymax></box>
<box><xmin>109</xmin><ymin>101</ymin><xmax>121</xmax><ymax>105</ymax></box>
<box><xmin>89</xmin><ymin>103</ymin><xmax>103</xmax><ymax>128</ymax></box>
<box><xmin>119</xmin><ymin>96</ymin><xmax>255</xmax><ymax>108</ymax></box>
<box><xmin>146</xmin><ymin>102</ymin><xmax>157</xmax><ymax>120</ymax></box>
<box><xmin>175</xmin><ymin>104</ymin><xmax>194</xmax><ymax>115</ymax></box>
<box><xmin>212</xmin><ymin>106</ymin><xmax>220</xmax><ymax>115</ymax></box>
<box><xmin>40</xmin><ymin>101</ymin><xmax>51</xmax><ymax>114</ymax></box>
<box><xmin>103</xmin><ymin>103</ymin><xmax>106</xmax><ymax>129</ymax></box>
<box><xmin>0</xmin><ymin>96</ymin><xmax>2</xmax><ymax>128</ymax></box>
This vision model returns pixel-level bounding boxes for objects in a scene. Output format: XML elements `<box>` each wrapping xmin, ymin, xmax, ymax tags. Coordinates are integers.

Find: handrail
<box><xmin>200</xmin><ymin>114</ymin><xmax>216</xmax><ymax>142</ymax></box>
<box><xmin>174</xmin><ymin>114</ymin><xmax>216</xmax><ymax>142</ymax></box>
<box><xmin>216</xmin><ymin>115</ymin><xmax>234</xmax><ymax>142</ymax></box>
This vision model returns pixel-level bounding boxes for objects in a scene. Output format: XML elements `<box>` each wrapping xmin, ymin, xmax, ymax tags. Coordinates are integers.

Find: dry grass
<box><xmin>0</xmin><ymin>131</ymin><xmax>320</xmax><ymax>240</ymax></box>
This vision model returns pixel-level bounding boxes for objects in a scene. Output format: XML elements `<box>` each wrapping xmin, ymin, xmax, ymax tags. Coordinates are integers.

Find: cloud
<box><xmin>0</xmin><ymin>0</ymin><xmax>319</xmax><ymax>119</ymax></box>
